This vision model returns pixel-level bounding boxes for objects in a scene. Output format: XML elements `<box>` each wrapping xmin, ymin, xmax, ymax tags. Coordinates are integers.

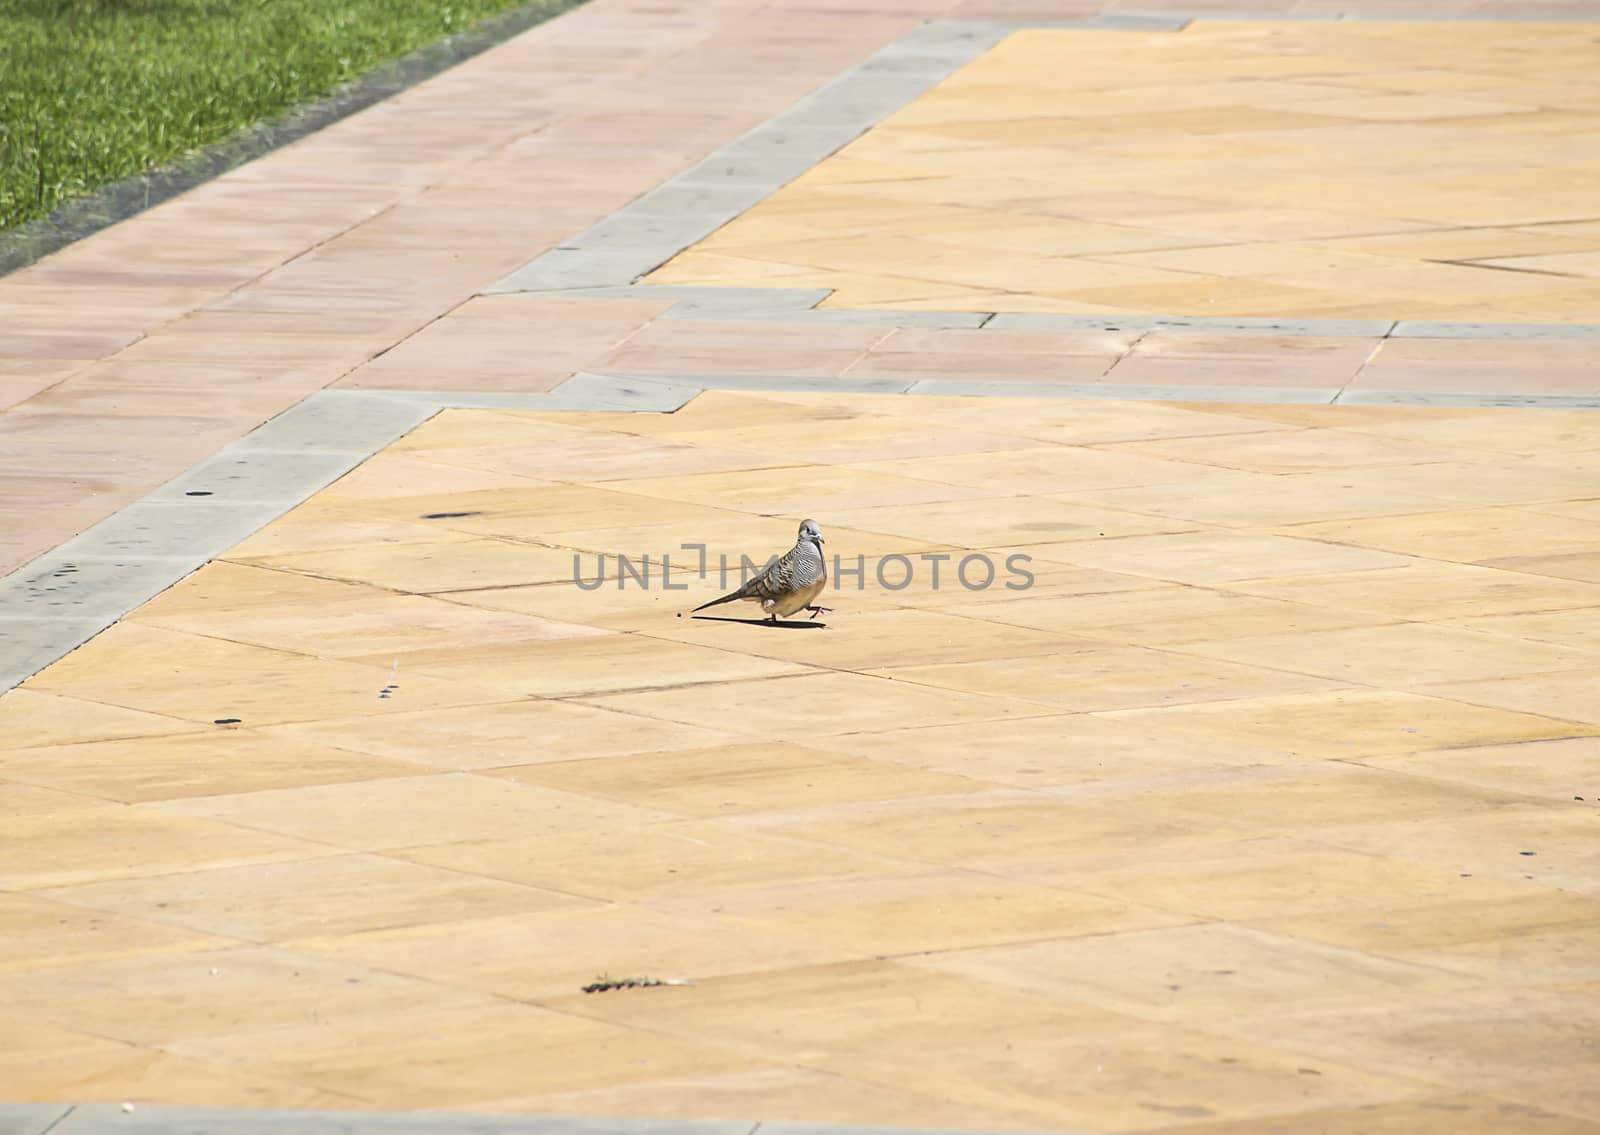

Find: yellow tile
<box><xmin>0</xmin><ymin>807</ymin><xmax>329</xmax><ymax>890</ymax></box>
<box><xmin>388</xmin><ymin>634</ymin><xmax>813</xmax><ymax>697</ymax></box>
<box><xmin>1285</xmin><ymin>508</ymin><xmax>1600</xmax><ymax>564</ymax></box>
<box><xmin>1134</xmin><ymin>763</ymin><xmax>1530</xmax><ymax>833</ymax></box>
<box><xmin>631</xmin><ymin>20</ymin><xmax>1600</xmax><ymax>320</ymax></box>
<box><xmin>0</xmin><ymin>945</ymin><xmax>488</xmax><ymax>1046</ymax></box>
<box><xmin>558</xmin><ymin>959</ymin><xmax>1428</xmax><ymax>1130</ymax></box>
<box><xmin>908</xmin><ymin>922</ymin><xmax>1477</xmax><ymax>1024</ymax></box>
<box><xmin>236</xmin><ymin>535</ymin><xmax>582</xmax><ymax>592</ymax></box>
<box><xmin>267</xmin><ymin>700</ymin><xmax>742</xmax><ymax>771</ymax></box>
<box><xmin>420</xmin><ymin>432</ymin><xmax>796</xmax><ymax>484</ymax></box>
<box><xmin>826</xmin><ymin>494</ymin><xmax>1196</xmax><ymax>550</ymax></box>
<box><xmin>1420</xmin><ymin>669</ymin><xmax>1600</xmax><ymax>727</ymax></box>
<box><xmin>402</xmin><ymin>819</ymin><xmax>911</xmax><ymax>902</ymax></box>
<box><xmin>601</xmin><ymin>463</ymin><xmax>998</xmax><ymax>516</ymax></box>
<box><xmin>497</xmin><ymin>1066</ymin><xmax>1027</xmax><ymax>1132</ymax></box>
<box><xmin>1039</xmin><ymin>838</ymin><xmax>1541</xmax><ymax>922</ymax></box>
<box><xmin>580</xmin><ymin>671</ymin><xmax>1050</xmax><ymax>737</ymax></box>
<box><xmin>960</xmin><ymin>583</ymin><xmax>1385</xmax><ymax>644</ymax></box>
<box><xmin>1031</xmin><ymin>530</ymin><xmax>1413</xmax><ymax>583</ymax></box>
<box><xmin>822</xmin><ymin>712</ymin><xmax>1293</xmax><ymax>787</ymax></box>
<box><xmin>874</xmin><ymin>647</ymin><xmax>1342</xmax><ymax>712</ymax></box>
<box><xmin>736</xmin><ymin>790</ymin><xmax>1247</xmax><ymax>874</ymax></box>
<box><xmin>170</xmin><ymin>1000</ymin><xmax>773</xmax><ymax>1110</ymax></box>
<box><xmin>23</xmin><ymin>623</ymin><xmax>512</xmax><ymax>726</ymax></box>
<box><xmin>0</xmin><ymin>893</ymin><xmax>236</xmax><ymax>973</ymax></box>
<box><xmin>1213</xmin><ymin>984</ymin><xmax>1600</xmax><ymax>1115</ymax></box>
<box><xmin>0</xmin><ymin>782</ymin><xmax>103</xmax><ymax>819</ymax></box>
<box><xmin>1078</xmin><ymin>468</ymin><xmax>1459</xmax><ymax>527</ymax></box>
<box><xmin>0</xmin><ymin>690</ymin><xmax>203</xmax><ymax>750</ymax></box>
<box><xmin>853</xmin><ymin>445</ymin><xmax>1218</xmax><ymax>495</ymax></box>
<box><xmin>656</xmin><ymin>871</ymin><xmax>1188</xmax><ymax>956</ymax></box>
<box><xmin>490</xmin><ymin>741</ymin><xmax>993</xmax><ymax>815</ymax></box>
<box><xmin>291</xmin><ymin>905</ymin><xmax>850</xmax><ymax>1003</ymax></box>
<box><xmin>149</xmin><ymin>772</ymin><xmax>672</xmax><ymax>851</ymax></box>
<box><xmin>1155</xmin><ymin>1094</ymin><xmax>1600</xmax><ymax>1135</ymax></box>
<box><xmin>1103</xmin><ymin>689</ymin><xmax>1593</xmax><ymax>759</ymax></box>
<box><xmin>37</xmin><ymin>853</ymin><xmax>588</xmax><ymax>942</ymax></box>
<box><xmin>129</xmin><ymin>560</ymin><xmax>385</xmax><ymax>617</ymax></box>
<box><xmin>317</xmin><ymin>452</ymin><xmax>553</xmax><ymax>499</ymax></box>
<box><xmin>0</xmin><ymin>730</ymin><xmax>427</xmax><ymax>803</ymax></box>
<box><xmin>0</xmin><ymin>1022</ymin><xmax>360</xmax><ymax>1109</ymax></box>
<box><xmin>1175</xmin><ymin>622</ymin><xmax>1600</xmax><ymax>687</ymax></box>
<box><xmin>1231</xmin><ymin>561</ymin><xmax>1600</xmax><ymax>619</ymax></box>
<box><xmin>1109</xmin><ymin>428</ymin><xmax>1486</xmax><ymax>473</ymax></box>
<box><xmin>1445</xmin><ymin>607</ymin><xmax>1600</xmax><ymax>652</ymax></box>
<box><xmin>133</xmin><ymin>593</ymin><xmax>609</xmax><ymax>661</ymax></box>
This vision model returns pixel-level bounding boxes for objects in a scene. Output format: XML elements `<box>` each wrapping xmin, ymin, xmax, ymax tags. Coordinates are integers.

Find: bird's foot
<box><xmin>806</xmin><ymin>605</ymin><xmax>833</xmax><ymax>619</ymax></box>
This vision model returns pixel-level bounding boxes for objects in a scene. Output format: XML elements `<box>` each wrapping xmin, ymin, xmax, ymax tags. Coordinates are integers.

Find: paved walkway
<box><xmin>2</xmin><ymin>0</ymin><xmax>1600</xmax><ymax>1131</ymax></box>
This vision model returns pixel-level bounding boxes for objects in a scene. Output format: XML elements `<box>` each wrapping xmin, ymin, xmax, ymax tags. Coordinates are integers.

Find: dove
<box><xmin>690</xmin><ymin>518</ymin><xmax>832</xmax><ymax>622</ymax></box>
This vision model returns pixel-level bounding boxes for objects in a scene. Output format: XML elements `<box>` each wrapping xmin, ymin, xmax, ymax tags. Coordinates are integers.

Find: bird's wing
<box><xmin>690</xmin><ymin>546</ymin><xmax>791</xmax><ymax>612</ymax></box>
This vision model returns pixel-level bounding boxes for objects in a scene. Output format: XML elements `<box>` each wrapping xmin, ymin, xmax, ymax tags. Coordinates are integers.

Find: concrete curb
<box><xmin>0</xmin><ymin>1103</ymin><xmax>1095</xmax><ymax>1135</ymax></box>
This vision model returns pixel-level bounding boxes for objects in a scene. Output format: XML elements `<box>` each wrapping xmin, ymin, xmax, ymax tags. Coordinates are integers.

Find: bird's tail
<box><xmin>690</xmin><ymin>589</ymin><xmax>745</xmax><ymax>614</ymax></box>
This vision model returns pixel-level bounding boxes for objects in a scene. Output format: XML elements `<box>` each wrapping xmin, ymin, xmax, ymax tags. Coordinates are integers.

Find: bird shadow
<box><xmin>688</xmin><ymin>614</ymin><xmax>828</xmax><ymax>629</ymax></box>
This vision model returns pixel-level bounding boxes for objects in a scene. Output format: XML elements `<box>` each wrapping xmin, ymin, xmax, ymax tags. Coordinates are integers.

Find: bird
<box><xmin>690</xmin><ymin>518</ymin><xmax>831</xmax><ymax>622</ymax></box>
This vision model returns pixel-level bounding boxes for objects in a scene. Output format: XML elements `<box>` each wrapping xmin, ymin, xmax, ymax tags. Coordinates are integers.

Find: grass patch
<box><xmin>0</xmin><ymin>0</ymin><xmax>553</xmax><ymax>231</ymax></box>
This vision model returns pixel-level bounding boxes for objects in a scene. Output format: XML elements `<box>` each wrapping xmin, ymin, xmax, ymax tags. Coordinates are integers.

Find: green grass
<box><xmin>0</xmin><ymin>0</ymin><xmax>549</xmax><ymax>231</ymax></box>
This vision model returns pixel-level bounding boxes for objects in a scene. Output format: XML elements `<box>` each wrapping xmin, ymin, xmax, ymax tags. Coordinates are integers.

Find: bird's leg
<box><xmin>806</xmin><ymin>605</ymin><xmax>833</xmax><ymax>618</ymax></box>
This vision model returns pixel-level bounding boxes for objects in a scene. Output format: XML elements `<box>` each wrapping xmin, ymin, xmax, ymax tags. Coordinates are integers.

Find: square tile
<box><xmin>0</xmin><ymin>892</ymin><xmax>235</xmax><ymax>973</ymax></box>
<box><xmin>267</xmin><ymin>700</ymin><xmax>742</xmax><ymax>771</ymax></box>
<box><xmin>36</xmin><ymin>853</ymin><xmax>589</xmax><ymax>942</ymax></box>
<box><xmin>148</xmin><ymin>773</ymin><xmax>672</xmax><ymax>851</ymax></box>
<box><xmin>1104</xmin><ymin>689</ymin><xmax>1594</xmax><ymax>759</ymax></box>
<box><xmin>1175</xmin><ymin>623</ymin><xmax>1599</xmax><ymax>687</ymax></box>
<box><xmin>0</xmin><ymin>807</ymin><xmax>329</xmax><ymax>890</ymax></box>
<box><xmin>873</xmin><ymin>647</ymin><xmax>1345</xmax><ymax>712</ymax></box>
<box><xmin>491</xmin><ymin>742</ymin><xmax>991</xmax><ymax>815</ymax></box>
<box><xmin>580</xmin><ymin>671</ymin><xmax>1051</xmax><ymax>737</ymax></box>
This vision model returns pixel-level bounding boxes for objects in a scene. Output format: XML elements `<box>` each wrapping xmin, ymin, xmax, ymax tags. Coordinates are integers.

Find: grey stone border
<box><xmin>484</xmin><ymin>12</ymin><xmax>1600</xmax><ymax>342</ymax></box>
<box><xmin>3</xmin><ymin>368</ymin><xmax>1597</xmax><ymax>694</ymax></box>
<box><xmin>0</xmin><ymin>0</ymin><xmax>588</xmax><ymax>277</ymax></box>
<box><xmin>0</xmin><ymin>1104</ymin><xmax>1092</xmax><ymax>1135</ymax></box>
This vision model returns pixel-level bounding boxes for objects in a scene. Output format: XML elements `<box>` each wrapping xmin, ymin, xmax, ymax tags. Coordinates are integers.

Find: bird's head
<box><xmin>798</xmin><ymin>518</ymin><xmax>824</xmax><ymax>546</ymax></box>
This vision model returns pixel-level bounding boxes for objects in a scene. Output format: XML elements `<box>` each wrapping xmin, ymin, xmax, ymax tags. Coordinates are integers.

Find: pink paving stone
<box><xmin>450</xmin><ymin>296</ymin><xmax>674</xmax><ymax>322</ymax></box>
<box><xmin>1345</xmin><ymin>365</ymin><xmax>1600</xmax><ymax>395</ymax></box>
<box><xmin>1370</xmin><ymin>339</ymin><xmax>1600</xmax><ymax>367</ymax></box>
<box><xmin>872</xmin><ymin>327</ymin><xmax>1138</xmax><ymax>357</ymax></box>
<box><xmin>1130</xmin><ymin>333</ymin><xmax>1383</xmax><ymax>369</ymax></box>
<box><xmin>1098</xmin><ymin>356</ymin><xmax>1360</xmax><ymax>388</ymax></box>
<box><xmin>333</xmin><ymin>366</ymin><xmax>577</xmax><ymax>393</ymax></box>
<box><xmin>594</xmin><ymin>342</ymin><xmax>874</xmax><ymax>378</ymax></box>
<box><xmin>0</xmin><ymin>280</ymin><xmax>230</xmax><ymax>316</ymax></box>
<box><xmin>0</xmin><ymin>374</ymin><xmax>74</xmax><ymax>412</ymax></box>
<box><xmin>107</xmin><ymin>328</ymin><xmax>384</xmax><ymax>368</ymax></box>
<box><xmin>348</xmin><ymin>307</ymin><xmax>656</xmax><ymax>379</ymax></box>
<box><xmin>7</xmin><ymin>380</ymin><xmax>321</xmax><ymax>421</ymax></box>
<box><xmin>622</xmin><ymin>320</ymin><xmax>893</xmax><ymax>353</ymax></box>
<box><xmin>843</xmin><ymin>351</ymin><xmax>1116</xmax><ymax>382</ymax></box>
<box><xmin>0</xmin><ymin>329</ymin><xmax>146</xmax><ymax>360</ymax></box>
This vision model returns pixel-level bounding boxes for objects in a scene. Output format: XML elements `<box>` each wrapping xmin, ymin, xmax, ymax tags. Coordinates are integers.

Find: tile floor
<box><xmin>2</xmin><ymin>390</ymin><xmax>1597</xmax><ymax>1130</ymax></box>
<box><xmin>644</xmin><ymin>21</ymin><xmax>1600</xmax><ymax>322</ymax></box>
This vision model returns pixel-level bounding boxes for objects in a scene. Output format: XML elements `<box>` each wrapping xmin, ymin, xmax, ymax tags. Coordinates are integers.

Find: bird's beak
<box><xmin>816</xmin><ymin>534</ymin><xmax>825</xmax><ymax>544</ymax></box>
